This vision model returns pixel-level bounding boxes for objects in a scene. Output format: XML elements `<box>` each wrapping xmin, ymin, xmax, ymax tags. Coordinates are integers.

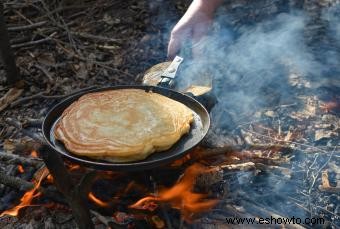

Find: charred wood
<box><xmin>0</xmin><ymin>170</ymin><xmax>66</xmax><ymax>205</ymax></box>
<box><xmin>0</xmin><ymin>170</ymin><xmax>35</xmax><ymax>191</ymax></box>
<box><xmin>0</xmin><ymin>151</ymin><xmax>43</xmax><ymax>168</ymax></box>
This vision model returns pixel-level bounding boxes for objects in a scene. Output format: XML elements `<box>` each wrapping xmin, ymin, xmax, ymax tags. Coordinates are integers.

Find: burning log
<box><xmin>0</xmin><ymin>168</ymin><xmax>48</xmax><ymax>217</ymax></box>
<box><xmin>0</xmin><ymin>168</ymin><xmax>65</xmax><ymax>204</ymax></box>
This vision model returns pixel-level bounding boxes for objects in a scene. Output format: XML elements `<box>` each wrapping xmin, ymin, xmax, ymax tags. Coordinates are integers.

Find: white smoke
<box><xmin>175</xmin><ymin>9</ymin><xmax>340</xmax><ymax>146</ymax></box>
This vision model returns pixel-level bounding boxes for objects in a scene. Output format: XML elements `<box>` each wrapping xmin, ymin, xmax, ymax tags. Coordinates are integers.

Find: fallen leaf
<box><xmin>314</xmin><ymin>129</ymin><xmax>338</xmax><ymax>141</ymax></box>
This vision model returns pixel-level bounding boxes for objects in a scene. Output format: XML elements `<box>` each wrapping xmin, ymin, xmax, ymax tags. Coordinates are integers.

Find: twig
<box><xmin>33</xmin><ymin>64</ymin><xmax>54</xmax><ymax>83</ymax></box>
<box><xmin>7</xmin><ymin>21</ymin><xmax>47</xmax><ymax>31</ymax></box>
<box><xmin>308</xmin><ymin>147</ymin><xmax>335</xmax><ymax>194</ymax></box>
<box><xmin>23</xmin><ymin>118</ymin><xmax>44</xmax><ymax>128</ymax></box>
<box><xmin>245</xmin><ymin>130</ymin><xmax>339</xmax><ymax>154</ymax></box>
<box><xmin>11</xmin><ymin>32</ymin><xmax>56</xmax><ymax>48</ymax></box>
<box><xmin>219</xmin><ymin>162</ymin><xmax>256</xmax><ymax>171</ymax></box>
<box><xmin>70</xmin><ymin>31</ymin><xmax>122</xmax><ymax>44</ymax></box>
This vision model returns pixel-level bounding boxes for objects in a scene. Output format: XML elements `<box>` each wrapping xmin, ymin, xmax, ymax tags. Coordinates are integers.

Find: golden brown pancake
<box><xmin>54</xmin><ymin>89</ymin><xmax>193</xmax><ymax>162</ymax></box>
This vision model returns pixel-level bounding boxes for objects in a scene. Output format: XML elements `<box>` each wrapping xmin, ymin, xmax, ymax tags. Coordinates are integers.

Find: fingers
<box><xmin>167</xmin><ymin>33</ymin><xmax>182</xmax><ymax>60</ymax></box>
<box><xmin>167</xmin><ymin>25</ymin><xmax>191</xmax><ymax>60</ymax></box>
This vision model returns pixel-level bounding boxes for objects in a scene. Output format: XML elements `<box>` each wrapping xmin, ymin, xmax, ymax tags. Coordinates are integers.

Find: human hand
<box><xmin>167</xmin><ymin>0</ymin><xmax>222</xmax><ymax>59</ymax></box>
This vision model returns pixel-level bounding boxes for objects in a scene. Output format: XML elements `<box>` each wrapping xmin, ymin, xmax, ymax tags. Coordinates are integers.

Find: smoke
<box><xmin>325</xmin><ymin>4</ymin><xmax>340</xmax><ymax>45</ymax></box>
<box><xmin>170</xmin><ymin>7</ymin><xmax>340</xmax><ymax>146</ymax></box>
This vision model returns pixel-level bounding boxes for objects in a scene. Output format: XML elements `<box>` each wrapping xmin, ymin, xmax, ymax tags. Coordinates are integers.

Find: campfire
<box><xmin>1</xmin><ymin>0</ymin><xmax>340</xmax><ymax>228</ymax></box>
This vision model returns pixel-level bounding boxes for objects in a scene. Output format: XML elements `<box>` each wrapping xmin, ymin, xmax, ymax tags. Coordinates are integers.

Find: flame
<box><xmin>88</xmin><ymin>192</ymin><xmax>109</xmax><ymax>208</ymax></box>
<box><xmin>130</xmin><ymin>164</ymin><xmax>218</xmax><ymax>221</ymax></box>
<box><xmin>0</xmin><ymin>169</ymin><xmax>48</xmax><ymax>217</ymax></box>
<box><xmin>30</xmin><ymin>150</ymin><xmax>38</xmax><ymax>158</ymax></box>
<box><xmin>17</xmin><ymin>165</ymin><xmax>24</xmax><ymax>173</ymax></box>
<box><xmin>46</xmin><ymin>174</ymin><xmax>54</xmax><ymax>183</ymax></box>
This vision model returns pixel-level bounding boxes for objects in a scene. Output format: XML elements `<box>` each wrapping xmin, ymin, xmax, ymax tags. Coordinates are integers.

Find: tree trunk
<box><xmin>0</xmin><ymin>2</ymin><xmax>21</xmax><ymax>85</ymax></box>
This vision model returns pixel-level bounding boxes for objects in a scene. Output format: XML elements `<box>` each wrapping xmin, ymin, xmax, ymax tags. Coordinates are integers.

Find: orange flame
<box><xmin>0</xmin><ymin>169</ymin><xmax>48</xmax><ymax>217</ymax></box>
<box><xmin>130</xmin><ymin>163</ymin><xmax>218</xmax><ymax>221</ymax></box>
<box><xmin>88</xmin><ymin>192</ymin><xmax>109</xmax><ymax>208</ymax></box>
<box><xmin>30</xmin><ymin>150</ymin><xmax>38</xmax><ymax>158</ymax></box>
<box><xmin>46</xmin><ymin>174</ymin><xmax>54</xmax><ymax>183</ymax></box>
<box><xmin>17</xmin><ymin>165</ymin><xmax>24</xmax><ymax>173</ymax></box>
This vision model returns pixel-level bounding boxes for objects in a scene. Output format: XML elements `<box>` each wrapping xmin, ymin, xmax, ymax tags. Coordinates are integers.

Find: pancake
<box><xmin>54</xmin><ymin>89</ymin><xmax>193</xmax><ymax>162</ymax></box>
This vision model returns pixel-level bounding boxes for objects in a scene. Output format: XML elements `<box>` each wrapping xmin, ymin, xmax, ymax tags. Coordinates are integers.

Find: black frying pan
<box><xmin>42</xmin><ymin>85</ymin><xmax>210</xmax><ymax>171</ymax></box>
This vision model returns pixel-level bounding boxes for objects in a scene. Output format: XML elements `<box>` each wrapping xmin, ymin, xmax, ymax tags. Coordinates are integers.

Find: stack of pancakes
<box><xmin>54</xmin><ymin>89</ymin><xmax>193</xmax><ymax>162</ymax></box>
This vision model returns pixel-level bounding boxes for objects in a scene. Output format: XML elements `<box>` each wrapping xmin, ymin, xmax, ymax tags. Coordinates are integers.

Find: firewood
<box><xmin>219</xmin><ymin>162</ymin><xmax>256</xmax><ymax>171</ymax></box>
<box><xmin>0</xmin><ymin>170</ymin><xmax>67</xmax><ymax>205</ymax></box>
<box><xmin>0</xmin><ymin>170</ymin><xmax>35</xmax><ymax>191</ymax></box>
<box><xmin>195</xmin><ymin>167</ymin><xmax>224</xmax><ymax>190</ymax></box>
<box><xmin>0</xmin><ymin>151</ymin><xmax>43</xmax><ymax>168</ymax></box>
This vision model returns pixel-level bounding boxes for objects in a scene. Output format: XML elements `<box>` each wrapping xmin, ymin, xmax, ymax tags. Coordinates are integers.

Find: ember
<box><xmin>17</xmin><ymin>165</ymin><xmax>24</xmax><ymax>174</ymax></box>
<box><xmin>30</xmin><ymin>150</ymin><xmax>38</xmax><ymax>158</ymax></box>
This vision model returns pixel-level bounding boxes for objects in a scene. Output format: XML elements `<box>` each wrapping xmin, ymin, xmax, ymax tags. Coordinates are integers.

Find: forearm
<box><xmin>189</xmin><ymin>0</ymin><xmax>223</xmax><ymax>15</ymax></box>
